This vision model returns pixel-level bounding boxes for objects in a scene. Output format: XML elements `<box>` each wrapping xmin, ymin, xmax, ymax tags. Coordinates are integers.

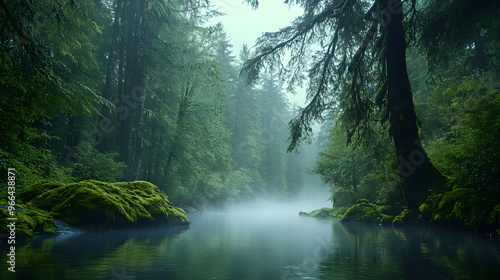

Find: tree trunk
<box><xmin>474</xmin><ymin>33</ymin><xmax>487</xmax><ymax>71</ymax></box>
<box><xmin>99</xmin><ymin>0</ymin><xmax>123</xmax><ymax>153</ymax></box>
<box><xmin>163</xmin><ymin>91</ymin><xmax>190</xmax><ymax>182</ymax></box>
<box><xmin>115</xmin><ymin>0</ymin><xmax>147</xmax><ymax>180</ymax></box>
<box><xmin>384</xmin><ymin>0</ymin><xmax>446</xmax><ymax>209</ymax></box>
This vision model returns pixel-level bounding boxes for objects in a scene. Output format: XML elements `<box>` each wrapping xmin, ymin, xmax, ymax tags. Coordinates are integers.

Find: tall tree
<box><xmin>258</xmin><ymin>74</ymin><xmax>289</xmax><ymax>197</ymax></box>
<box><xmin>242</xmin><ymin>0</ymin><xmax>447</xmax><ymax>209</ymax></box>
<box><xmin>0</xmin><ymin>0</ymin><xmax>108</xmax><ymax>185</ymax></box>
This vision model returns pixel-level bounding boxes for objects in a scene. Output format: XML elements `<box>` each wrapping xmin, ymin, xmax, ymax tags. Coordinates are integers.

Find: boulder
<box><xmin>0</xmin><ymin>205</ymin><xmax>56</xmax><ymax>237</ymax></box>
<box><xmin>20</xmin><ymin>180</ymin><xmax>189</xmax><ymax>229</ymax></box>
<box><xmin>340</xmin><ymin>201</ymin><xmax>393</xmax><ymax>225</ymax></box>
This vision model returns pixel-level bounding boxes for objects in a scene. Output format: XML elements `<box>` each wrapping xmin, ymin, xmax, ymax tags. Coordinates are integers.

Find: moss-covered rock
<box><xmin>489</xmin><ymin>204</ymin><xmax>500</xmax><ymax>225</ymax></box>
<box><xmin>392</xmin><ymin>208</ymin><xmax>416</xmax><ymax>225</ymax></box>
<box><xmin>340</xmin><ymin>202</ymin><xmax>394</xmax><ymax>225</ymax></box>
<box><xmin>20</xmin><ymin>180</ymin><xmax>189</xmax><ymax>229</ymax></box>
<box><xmin>304</xmin><ymin>207</ymin><xmax>348</xmax><ymax>218</ymax></box>
<box><xmin>298</xmin><ymin>211</ymin><xmax>310</xmax><ymax>217</ymax></box>
<box><xmin>0</xmin><ymin>205</ymin><xmax>56</xmax><ymax>238</ymax></box>
<box><xmin>419</xmin><ymin>203</ymin><xmax>429</xmax><ymax>213</ymax></box>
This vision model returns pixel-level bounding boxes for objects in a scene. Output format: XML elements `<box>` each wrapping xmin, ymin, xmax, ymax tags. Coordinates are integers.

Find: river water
<box><xmin>2</xmin><ymin>201</ymin><xmax>500</xmax><ymax>280</ymax></box>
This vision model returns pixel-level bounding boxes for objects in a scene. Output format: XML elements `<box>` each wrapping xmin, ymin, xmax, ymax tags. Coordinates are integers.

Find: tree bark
<box><xmin>163</xmin><ymin>90</ymin><xmax>190</xmax><ymax>182</ymax></box>
<box><xmin>99</xmin><ymin>0</ymin><xmax>123</xmax><ymax>153</ymax></box>
<box><xmin>115</xmin><ymin>0</ymin><xmax>147</xmax><ymax>179</ymax></box>
<box><xmin>384</xmin><ymin>0</ymin><xmax>446</xmax><ymax>209</ymax></box>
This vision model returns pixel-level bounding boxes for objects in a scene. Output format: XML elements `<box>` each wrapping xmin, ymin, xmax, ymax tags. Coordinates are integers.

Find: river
<box><xmin>2</xmin><ymin>201</ymin><xmax>500</xmax><ymax>280</ymax></box>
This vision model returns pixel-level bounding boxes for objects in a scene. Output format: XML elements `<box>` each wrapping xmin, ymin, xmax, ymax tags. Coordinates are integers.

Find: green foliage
<box><xmin>392</xmin><ymin>209</ymin><xmax>415</xmax><ymax>225</ymax></box>
<box><xmin>306</xmin><ymin>206</ymin><xmax>348</xmax><ymax>218</ymax></box>
<box><xmin>0</xmin><ymin>0</ymin><xmax>309</xmax><ymax>211</ymax></box>
<box><xmin>421</xmin><ymin>0</ymin><xmax>499</xmax><ymax>76</ymax></box>
<box><xmin>421</xmin><ymin>74</ymin><xmax>500</xmax><ymax>230</ymax></box>
<box><xmin>313</xmin><ymin>119</ymin><xmax>403</xmax><ymax>207</ymax></box>
<box><xmin>20</xmin><ymin>180</ymin><xmax>189</xmax><ymax>229</ymax></box>
<box><xmin>70</xmin><ymin>143</ymin><xmax>127</xmax><ymax>182</ymax></box>
<box><xmin>340</xmin><ymin>201</ymin><xmax>394</xmax><ymax>225</ymax></box>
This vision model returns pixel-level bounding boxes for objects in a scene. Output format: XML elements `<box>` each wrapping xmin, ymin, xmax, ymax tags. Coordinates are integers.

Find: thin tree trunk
<box><xmin>474</xmin><ymin>33</ymin><xmax>487</xmax><ymax>71</ymax></box>
<box><xmin>163</xmin><ymin>90</ymin><xmax>190</xmax><ymax>182</ymax></box>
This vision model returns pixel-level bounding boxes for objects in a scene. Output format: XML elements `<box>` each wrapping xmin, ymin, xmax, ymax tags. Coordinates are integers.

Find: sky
<box><xmin>210</xmin><ymin>0</ymin><xmax>303</xmax><ymax>56</ymax></box>
<box><xmin>209</xmin><ymin>0</ymin><xmax>307</xmax><ymax>105</ymax></box>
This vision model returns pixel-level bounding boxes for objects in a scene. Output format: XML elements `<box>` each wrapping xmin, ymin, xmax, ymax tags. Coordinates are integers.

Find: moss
<box><xmin>20</xmin><ymin>180</ymin><xmax>189</xmax><ymax>229</ymax></box>
<box><xmin>19</xmin><ymin>181</ymin><xmax>64</xmax><ymax>203</ymax></box>
<box><xmin>392</xmin><ymin>209</ymin><xmax>415</xmax><ymax>225</ymax></box>
<box><xmin>433</xmin><ymin>213</ymin><xmax>443</xmax><ymax>222</ymax></box>
<box><xmin>419</xmin><ymin>203</ymin><xmax>429</xmax><ymax>213</ymax></box>
<box><xmin>306</xmin><ymin>207</ymin><xmax>348</xmax><ymax>218</ymax></box>
<box><xmin>489</xmin><ymin>204</ymin><xmax>500</xmax><ymax>225</ymax></box>
<box><xmin>340</xmin><ymin>202</ymin><xmax>394</xmax><ymax>224</ymax></box>
<box><xmin>379</xmin><ymin>214</ymin><xmax>394</xmax><ymax>225</ymax></box>
<box><xmin>0</xmin><ymin>205</ymin><xmax>56</xmax><ymax>238</ymax></box>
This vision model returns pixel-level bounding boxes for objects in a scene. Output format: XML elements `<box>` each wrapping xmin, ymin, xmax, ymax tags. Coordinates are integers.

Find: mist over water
<box><xmin>226</xmin><ymin>190</ymin><xmax>331</xmax><ymax>217</ymax></box>
<box><xmin>2</xmin><ymin>178</ymin><xmax>497</xmax><ymax>280</ymax></box>
<box><xmin>3</xmin><ymin>184</ymin><xmax>500</xmax><ymax>280</ymax></box>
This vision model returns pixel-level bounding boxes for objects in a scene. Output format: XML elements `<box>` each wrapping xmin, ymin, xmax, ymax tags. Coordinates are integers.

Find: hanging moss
<box><xmin>20</xmin><ymin>180</ymin><xmax>189</xmax><ymax>229</ymax></box>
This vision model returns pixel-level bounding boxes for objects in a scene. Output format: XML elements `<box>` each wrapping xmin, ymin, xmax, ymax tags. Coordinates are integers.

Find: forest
<box><xmin>0</xmin><ymin>0</ymin><xmax>499</xmax><ymax>235</ymax></box>
<box><xmin>0</xmin><ymin>0</ymin><xmax>316</xmax><ymax>212</ymax></box>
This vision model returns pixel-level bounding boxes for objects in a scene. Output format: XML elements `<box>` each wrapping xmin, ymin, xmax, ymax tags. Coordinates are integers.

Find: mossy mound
<box><xmin>20</xmin><ymin>180</ymin><xmax>189</xmax><ymax>229</ymax></box>
<box><xmin>340</xmin><ymin>201</ymin><xmax>394</xmax><ymax>225</ymax></box>
<box><xmin>392</xmin><ymin>208</ymin><xmax>417</xmax><ymax>225</ymax></box>
<box><xmin>0</xmin><ymin>205</ymin><xmax>56</xmax><ymax>238</ymax></box>
<box><xmin>303</xmin><ymin>207</ymin><xmax>348</xmax><ymax>218</ymax></box>
<box><xmin>421</xmin><ymin>188</ymin><xmax>500</xmax><ymax>233</ymax></box>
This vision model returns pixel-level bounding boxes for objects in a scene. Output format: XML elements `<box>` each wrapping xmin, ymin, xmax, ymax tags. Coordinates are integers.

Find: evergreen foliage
<box><xmin>0</xmin><ymin>0</ymin><xmax>307</xmax><ymax>210</ymax></box>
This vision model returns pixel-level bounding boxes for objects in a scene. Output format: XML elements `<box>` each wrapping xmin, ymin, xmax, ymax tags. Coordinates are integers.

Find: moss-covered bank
<box><xmin>0</xmin><ymin>205</ymin><xmax>56</xmax><ymax>238</ymax></box>
<box><xmin>18</xmin><ymin>180</ymin><xmax>189</xmax><ymax>231</ymax></box>
<box><xmin>418</xmin><ymin>187</ymin><xmax>500</xmax><ymax>235</ymax></box>
<box><xmin>305</xmin><ymin>195</ymin><xmax>500</xmax><ymax>237</ymax></box>
<box><xmin>340</xmin><ymin>200</ymin><xmax>395</xmax><ymax>225</ymax></box>
<box><xmin>299</xmin><ymin>206</ymin><xmax>348</xmax><ymax>218</ymax></box>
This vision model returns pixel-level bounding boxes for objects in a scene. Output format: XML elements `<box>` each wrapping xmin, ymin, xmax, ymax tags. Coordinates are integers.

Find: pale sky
<box><xmin>210</xmin><ymin>0</ymin><xmax>303</xmax><ymax>56</ymax></box>
<box><xmin>209</xmin><ymin>0</ymin><xmax>307</xmax><ymax>106</ymax></box>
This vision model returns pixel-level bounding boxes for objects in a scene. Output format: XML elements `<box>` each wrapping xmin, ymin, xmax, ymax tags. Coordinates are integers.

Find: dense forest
<box><xmin>243</xmin><ymin>0</ymin><xmax>499</xmax><ymax>232</ymax></box>
<box><xmin>0</xmin><ymin>0</ymin><xmax>314</xmax><ymax>211</ymax></box>
<box><xmin>1</xmin><ymin>0</ymin><xmax>499</xmax><ymax>234</ymax></box>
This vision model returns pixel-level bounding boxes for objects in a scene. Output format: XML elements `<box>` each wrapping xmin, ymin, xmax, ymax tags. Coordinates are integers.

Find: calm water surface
<box><xmin>2</xmin><ymin>203</ymin><xmax>500</xmax><ymax>280</ymax></box>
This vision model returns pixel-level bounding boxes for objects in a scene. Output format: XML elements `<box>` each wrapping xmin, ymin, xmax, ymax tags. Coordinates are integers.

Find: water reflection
<box><xmin>1</xmin><ymin>211</ymin><xmax>500</xmax><ymax>280</ymax></box>
<box><xmin>312</xmin><ymin>222</ymin><xmax>500</xmax><ymax>280</ymax></box>
<box><xmin>0</xmin><ymin>226</ymin><xmax>187</xmax><ymax>280</ymax></box>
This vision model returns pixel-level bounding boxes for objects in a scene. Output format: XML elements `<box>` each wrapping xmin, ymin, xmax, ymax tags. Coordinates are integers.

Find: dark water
<box><xmin>2</xmin><ymin>203</ymin><xmax>500</xmax><ymax>280</ymax></box>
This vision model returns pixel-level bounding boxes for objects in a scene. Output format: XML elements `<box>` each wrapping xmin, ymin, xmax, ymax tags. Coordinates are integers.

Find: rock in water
<box><xmin>340</xmin><ymin>201</ymin><xmax>393</xmax><ymax>225</ymax></box>
<box><xmin>20</xmin><ymin>180</ymin><xmax>190</xmax><ymax>229</ymax></box>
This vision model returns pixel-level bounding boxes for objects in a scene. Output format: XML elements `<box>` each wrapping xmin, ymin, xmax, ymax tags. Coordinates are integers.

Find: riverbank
<box><xmin>302</xmin><ymin>198</ymin><xmax>500</xmax><ymax>238</ymax></box>
<box><xmin>0</xmin><ymin>180</ymin><xmax>189</xmax><ymax>238</ymax></box>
